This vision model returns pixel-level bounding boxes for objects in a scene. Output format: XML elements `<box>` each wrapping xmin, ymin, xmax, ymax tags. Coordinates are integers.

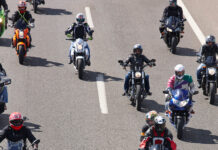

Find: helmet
<box><xmin>169</xmin><ymin>0</ymin><xmax>177</xmax><ymax>6</ymax></box>
<box><xmin>145</xmin><ymin>110</ymin><xmax>158</xmax><ymax>125</ymax></box>
<box><xmin>174</xmin><ymin>64</ymin><xmax>185</xmax><ymax>80</ymax></box>
<box><xmin>154</xmin><ymin>116</ymin><xmax>166</xmax><ymax>132</ymax></box>
<box><xmin>76</xmin><ymin>13</ymin><xmax>85</xmax><ymax>24</ymax></box>
<box><xmin>133</xmin><ymin>44</ymin><xmax>143</xmax><ymax>55</ymax></box>
<box><xmin>9</xmin><ymin>112</ymin><xmax>23</xmax><ymax>130</ymax></box>
<box><xmin>18</xmin><ymin>0</ymin><xmax>27</xmax><ymax>14</ymax></box>
<box><xmin>206</xmin><ymin>35</ymin><xmax>216</xmax><ymax>46</ymax></box>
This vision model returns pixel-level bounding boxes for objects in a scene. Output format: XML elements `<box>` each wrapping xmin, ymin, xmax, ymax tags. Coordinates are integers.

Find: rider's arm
<box><xmin>65</xmin><ymin>23</ymin><xmax>75</xmax><ymax>35</ymax></box>
<box><xmin>1</xmin><ymin>0</ymin><xmax>8</xmax><ymax>10</ymax></box>
<box><xmin>124</xmin><ymin>55</ymin><xmax>132</xmax><ymax>66</ymax></box>
<box><xmin>140</xmin><ymin>125</ymin><xmax>149</xmax><ymax>142</ymax></box>
<box><xmin>26</xmin><ymin>12</ymin><xmax>34</xmax><ymax>23</ymax></box>
<box><xmin>84</xmin><ymin>23</ymin><xmax>93</xmax><ymax>37</ymax></box>
<box><xmin>178</xmin><ymin>6</ymin><xmax>184</xmax><ymax>20</ymax></box>
<box><xmin>25</xmin><ymin>127</ymin><xmax>37</xmax><ymax>144</ymax></box>
<box><xmin>167</xmin><ymin>76</ymin><xmax>175</xmax><ymax>89</ymax></box>
<box><xmin>12</xmin><ymin>11</ymin><xmax>19</xmax><ymax>25</ymax></box>
<box><xmin>161</xmin><ymin>7</ymin><xmax>168</xmax><ymax>21</ymax></box>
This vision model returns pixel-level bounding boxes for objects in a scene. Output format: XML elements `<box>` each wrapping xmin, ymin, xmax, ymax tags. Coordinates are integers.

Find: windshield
<box><xmin>165</xmin><ymin>16</ymin><xmax>180</xmax><ymax>29</ymax></box>
<box><xmin>172</xmin><ymin>89</ymin><xmax>189</xmax><ymax>100</ymax></box>
<box><xmin>14</xmin><ymin>19</ymin><xmax>27</xmax><ymax>30</ymax></box>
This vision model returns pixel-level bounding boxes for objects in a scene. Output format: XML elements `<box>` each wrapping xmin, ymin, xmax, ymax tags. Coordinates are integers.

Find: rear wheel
<box><xmin>136</xmin><ymin>85</ymin><xmax>142</xmax><ymax>111</ymax></box>
<box><xmin>77</xmin><ymin>59</ymin><xmax>84</xmax><ymax>79</ymax></box>
<box><xmin>209</xmin><ymin>83</ymin><xmax>216</xmax><ymax>105</ymax></box>
<box><xmin>177</xmin><ymin>117</ymin><xmax>184</xmax><ymax>139</ymax></box>
<box><xmin>18</xmin><ymin>45</ymin><xmax>25</xmax><ymax>64</ymax></box>
<box><xmin>171</xmin><ymin>36</ymin><xmax>177</xmax><ymax>54</ymax></box>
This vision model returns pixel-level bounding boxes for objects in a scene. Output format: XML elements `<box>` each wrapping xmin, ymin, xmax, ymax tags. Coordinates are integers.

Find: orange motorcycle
<box><xmin>9</xmin><ymin>19</ymin><xmax>34</xmax><ymax>64</ymax></box>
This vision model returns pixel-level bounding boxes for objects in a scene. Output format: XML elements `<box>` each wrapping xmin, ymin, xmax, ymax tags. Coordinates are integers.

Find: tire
<box><xmin>18</xmin><ymin>45</ymin><xmax>25</xmax><ymax>64</ymax></box>
<box><xmin>209</xmin><ymin>83</ymin><xmax>216</xmax><ymax>105</ymax></box>
<box><xmin>177</xmin><ymin>117</ymin><xmax>184</xmax><ymax>139</ymax></box>
<box><xmin>171</xmin><ymin>36</ymin><xmax>177</xmax><ymax>54</ymax></box>
<box><xmin>33</xmin><ymin>0</ymin><xmax>38</xmax><ymax>13</ymax></box>
<box><xmin>136</xmin><ymin>85</ymin><xmax>142</xmax><ymax>111</ymax></box>
<box><xmin>77</xmin><ymin>59</ymin><xmax>84</xmax><ymax>79</ymax></box>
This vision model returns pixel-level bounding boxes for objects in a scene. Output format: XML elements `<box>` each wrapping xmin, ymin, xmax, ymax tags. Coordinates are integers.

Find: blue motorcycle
<box><xmin>163</xmin><ymin>89</ymin><xmax>198</xmax><ymax>139</ymax></box>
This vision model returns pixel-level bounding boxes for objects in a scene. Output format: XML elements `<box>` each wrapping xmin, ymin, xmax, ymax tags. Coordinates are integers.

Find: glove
<box><xmin>89</xmin><ymin>36</ymin><xmax>93</xmax><ymax>40</ymax></box>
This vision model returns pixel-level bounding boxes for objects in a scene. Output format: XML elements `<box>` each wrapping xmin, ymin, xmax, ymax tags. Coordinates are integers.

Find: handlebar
<box><xmin>118</xmin><ymin>59</ymin><xmax>156</xmax><ymax>69</ymax></box>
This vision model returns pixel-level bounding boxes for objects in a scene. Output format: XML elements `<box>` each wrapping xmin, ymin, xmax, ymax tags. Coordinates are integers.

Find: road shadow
<box><xmin>182</xmin><ymin>127</ymin><xmax>218</xmax><ymax>144</ymax></box>
<box><xmin>175</xmin><ymin>47</ymin><xmax>197</xmax><ymax>56</ymax></box>
<box><xmin>0</xmin><ymin>38</ymin><xmax>11</xmax><ymax>47</ymax></box>
<box><xmin>24</xmin><ymin>56</ymin><xmax>64</xmax><ymax>67</ymax></box>
<box><xmin>140</xmin><ymin>99</ymin><xmax>165</xmax><ymax>113</ymax></box>
<box><xmin>0</xmin><ymin>114</ymin><xmax>9</xmax><ymax>130</ymax></box>
<box><xmin>36</xmin><ymin>7</ymin><xmax>72</xmax><ymax>15</ymax></box>
<box><xmin>23</xmin><ymin>117</ymin><xmax>42</xmax><ymax>132</ymax></box>
<box><xmin>82</xmin><ymin>70</ymin><xmax>123</xmax><ymax>82</ymax></box>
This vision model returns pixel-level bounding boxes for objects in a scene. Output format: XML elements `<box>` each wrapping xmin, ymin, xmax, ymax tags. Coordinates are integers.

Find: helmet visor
<box><xmin>175</xmin><ymin>71</ymin><xmax>184</xmax><ymax>79</ymax></box>
<box><xmin>134</xmin><ymin>48</ymin><xmax>142</xmax><ymax>54</ymax></box>
<box><xmin>76</xmin><ymin>18</ymin><xmax>85</xmax><ymax>23</ymax></box>
<box><xmin>10</xmin><ymin>119</ymin><xmax>23</xmax><ymax>126</ymax></box>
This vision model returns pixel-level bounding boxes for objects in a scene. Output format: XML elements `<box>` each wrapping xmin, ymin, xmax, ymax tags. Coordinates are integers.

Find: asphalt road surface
<box><xmin>0</xmin><ymin>0</ymin><xmax>218</xmax><ymax>149</ymax></box>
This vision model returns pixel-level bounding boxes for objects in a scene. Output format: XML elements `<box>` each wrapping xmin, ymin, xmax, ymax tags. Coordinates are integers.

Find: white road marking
<box><xmin>96</xmin><ymin>74</ymin><xmax>108</xmax><ymax>114</ymax></box>
<box><xmin>85</xmin><ymin>7</ymin><xmax>94</xmax><ymax>29</ymax></box>
<box><xmin>178</xmin><ymin>0</ymin><xmax>205</xmax><ymax>45</ymax></box>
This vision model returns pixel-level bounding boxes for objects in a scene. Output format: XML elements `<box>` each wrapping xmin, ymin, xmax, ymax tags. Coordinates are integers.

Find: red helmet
<box><xmin>9</xmin><ymin>112</ymin><xmax>23</xmax><ymax>130</ymax></box>
<box><xmin>18</xmin><ymin>0</ymin><xmax>27</xmax><ymax>14</ymax></box>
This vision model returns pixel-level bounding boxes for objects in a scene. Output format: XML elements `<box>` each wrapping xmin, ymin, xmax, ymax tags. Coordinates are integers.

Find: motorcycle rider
<box><xmin>0</xmin><ymin>63</ymin><xmax>7</xmax><ymax>113</ymax></box>
<box><xmin>0</xmin><ymin>112</ymin><xmax>39</xmax><ymax>150</ymax></box>
<box><xmin>159</xmin><ymin>0</ymin><xmax>184</xmax><ymax>38</ymax></box>
<box><xmin>165</xmin><ymin>64</ymin><xmax>195</xmax><ymax>113</ymax></box>
<box><xmin>139</xmin><ymin>116</ymin><xmax>176</xmax><ymax>150</ymax></box>
<box><xmin>65</xmin><ymin>13</ymin><xmax>94</xmax><ymax>65</ymax></box>
<box><xmin>196</xmin><ymin>35</ymin><xmax>218</xmax><ymax>92</ymax></box>
<box><xmin>140</xmin><ymin>110</ymin><xmax>158</xmax><ymax>142</ymax></box>
<box><xmin>0</xmin><ymin>0</ymin><xmax>9</xmax><ymax>29</ymax></box>
<box><xmin>11</xmin><ymin>0</ymin><xmax>35</xmax><ymax>47</ymax></box>
<box><xmin>123</xmin><ymin>44</ymin><xmax>153</xmax><ymax>96</ymax></box>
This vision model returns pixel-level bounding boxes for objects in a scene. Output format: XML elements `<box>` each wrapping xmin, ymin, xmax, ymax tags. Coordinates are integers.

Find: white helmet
<box><xmin>174</xmin><ymin>64</ymin><xmax>185</xmax><ymax>80</ymax></box>
<box><xmin>76</xmin><ymin>13</ymin><xmax>85</xmax><ymax>24</ymax></box>
<box><xmin>154</xmin><ymin>116</ymin><xmax>166</xmax><ymax>132</ymax></box>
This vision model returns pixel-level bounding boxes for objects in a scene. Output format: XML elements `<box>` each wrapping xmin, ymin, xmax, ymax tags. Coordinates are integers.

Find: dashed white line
<box><xmin>96</xmin><ymin>74</ymin><xmax>108</xmax><ymax>114</ymax></box>
<box><xmin>178</xmin><ymin>0</ymin><xmax>205</xmax><ymax>45</ymax></box>
<box><xmin>85</xmin><ymin>7</ymin><xmax>94</xmax><ymax>29</ymax></box>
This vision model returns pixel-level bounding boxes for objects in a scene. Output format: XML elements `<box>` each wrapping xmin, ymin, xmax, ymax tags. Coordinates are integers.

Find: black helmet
<box><xmin>169</xmin><ymin>0</ymin><xmax>177</xmax><ymax>6</ymax></box>
<box><xmin>154</xmin><ymin>116</ymin><xmax>166</xmax><ymax>132</ymax></box>
<box><xmin>133</xmin><ymin>44</ymin><xmax>143</xmax><ymax>55</ymax></box>
<box><xmin>206</xmin><ymin>35</ymin><xmax>216</xmax><ymax>45</ymax></box>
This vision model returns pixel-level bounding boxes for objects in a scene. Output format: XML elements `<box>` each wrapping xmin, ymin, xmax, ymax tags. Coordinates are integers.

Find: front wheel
<box><xmin>177</xmin><ymin>117</ymin><xmax>184</xmax><ymax>139</ymax></box>
<box><xmin>209</xmin><ymin>83</ymin><xmax>216</xmax><ymax>105</ymax></box>
<box><xmin>171</xmin><ymin>36</ymin><xmax>177</xmax><ymax>54</ymax></box>
<box><xmin>77</xmin><ymin>59</ymin><xmax>84</xmax><ymax>79</ymax></box>
<box><xmin>18</xmin><ymin>45</ymin><xmax>25</xmax><ymax>64</ymax></box>
<box><xmin>136</xmin><ymin>85</ymin><xmax>142</xmax><ymax>111</ymax></box>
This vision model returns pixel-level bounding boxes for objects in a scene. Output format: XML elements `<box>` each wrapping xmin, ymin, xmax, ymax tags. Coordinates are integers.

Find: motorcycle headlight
<box><xmin>135</xmin><ymin>72</ymin><xmax>142</xmax><ymax>78</ymax></box>
<box><xmin>0</xmin><ymin>18</ymin><xmax>2</xmax><ymax>23</ymax></box>
<box><xmin>208</xmin><ymin>67</ymin><xmax>216</xmax><ymax>75</ymax></box>
<box><xmin>167</xmin><ymin>27</ymin><xmax>173</xmax><ymax>32</ymax></box>
<box><xmin>19</xmin><ymin>31</ymin><xmax>24</xmax><ymax>39</ymax></box>
<box><xmin>77</xmin><ymin>44</ymin><xmax>83</xmax><ymax>50</ymax></box>
<box><xmin>173</xmin><ymin>98</ymin><xmax>189</xmax><ymax>107</ymax></box>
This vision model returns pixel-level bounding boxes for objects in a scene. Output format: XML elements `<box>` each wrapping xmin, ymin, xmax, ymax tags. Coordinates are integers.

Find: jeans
<box><xmin>124</xmin><ymin>72</ymin><xmax>150</xmax><ymax>92</ymax></box>
<box><xmin>196</xmin><ymin>63</ymin><xmax>206</xmax><ymax>84</ymax></box>
<box><xmin>0</xmin><ymin>87</ymin><xmax>8</xmax><ymax>103</ymax></box>
<box><xmin>68</xmin><ymin>41</ymin><xmax>90</xmax><ymax>62</ymax></box>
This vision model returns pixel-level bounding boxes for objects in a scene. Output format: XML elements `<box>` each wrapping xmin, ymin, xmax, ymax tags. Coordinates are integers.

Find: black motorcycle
<box><xmin>118</xmin><ymin>59</ymin><xmax>156</xmax><ymax>111</ymax></box>
<box><xmin>197</xmin><ymin>56</ymin><xmax>218</xmax><ymax>104</ymax></box>
<box><xmin>160</xmin><ymin>16</ymin><xmax>186</xmax><ymax>54</ymax></box>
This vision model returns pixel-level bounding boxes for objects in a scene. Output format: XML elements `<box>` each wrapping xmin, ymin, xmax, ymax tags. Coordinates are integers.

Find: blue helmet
<box><xmin>133</xmin><ymin>44</ymin><xmax>143</xmax><ymax>54</ymax></box>
<box><xmin>169</xmin><ymin>0</ymin><xmax>177</xmax><ymax>6</ymax></box>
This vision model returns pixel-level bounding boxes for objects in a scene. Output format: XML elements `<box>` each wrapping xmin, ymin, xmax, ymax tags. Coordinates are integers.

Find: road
<box><xmin>0</xmin><ymin>0</ymin><xmax>218</xmax><ymax>149</ymax></box>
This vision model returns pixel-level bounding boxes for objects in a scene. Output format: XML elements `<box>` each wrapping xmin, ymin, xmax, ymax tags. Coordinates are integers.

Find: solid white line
<box><xmin>96</xmin><ymin>74</ymin><xmax>108</xmax><ymax>114</ymax></box>
<box><xmin>178</xmin><ymin>0</ymin><xmax>205</xmax><ymax>45</ymax></box>
<box><xmin>85</xmin><ymin>7</ymin><xmax>94</xmax><ymax>29</ymax></box>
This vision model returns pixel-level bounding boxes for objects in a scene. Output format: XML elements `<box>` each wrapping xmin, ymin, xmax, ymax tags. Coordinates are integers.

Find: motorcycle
<box><xmin>0</xmin><ymin>72</ymin><xmax>11</xmax><ymax>114</ymax></box>
<box><xmin>0</xmin><ymin>8</ymin><xmax>9</xmax><ymax>37</ymax></box>
<box><xmin>197</xmin><ymin>55</ymin><xmax>218</xmax><ymax>104</ymax></box>
<box><xmin>26</xmin><ymin>0</ymin><xmax>44</xmax><ymax>13</ymax></box>
<box><xmin>0</xmin><ymin>139</ymin><xmax>40</xmax><ymax>150</ymax></box>
<box><xmin>163</xmin><ymin>89</ymin><xmax>198</xmax><ymax>139</ymax></box>
<box><xmin>160</xmin><ymin>16</ymin><xmax>186</xmax><ymax>54</ymax></box>
<box><xmin>9</xmin><ymin>18</ymin><xmax>34</xmax><ymax>64</ymax></box>
<box><xmin>66</xmin><ymin>37</ymin><xmax>92</xmax><ymax>79</ymax></box>
<box><xmin>118</xmin><ymin>59</ymin><xmax>156</xmax><ymax>111</ymax></box>
<box><xmin>139</xmin><ymin>137</ymin><xmax>172</xmax><ymax>150</ymax></box>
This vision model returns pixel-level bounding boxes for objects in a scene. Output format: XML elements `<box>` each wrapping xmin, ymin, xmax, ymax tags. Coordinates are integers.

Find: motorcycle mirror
<box><xmin>8</xmin><ymin>17</ymin><xmax>12</xmax><ymax>20</ymax></box>
<box><xmin>183</xmin><ymin>18</ymin><xmax>187</xmax><ymax>22</ymax></box>
<box><xmin>23</xmin><ymin>116</ymin><xmax>28</xmax><ymax>121</ymax></box>
<box><xmin>118</xmin><ymin>60</ymin><xmax>124</xmax><ymax>64</ymax></box>
<box><xmin>193</xmin><ymin>91</ymin><xmax>199</xmax><ymax>95</ymax></box>
<box><xmin>151</xmin><ymin>59</ymin><xmax>156</xmax><ymax>62</ymax></box>
<box><xmin>4</xmin><ymin>79</ymin><xmax>11</xmax><ymax>85</ymax></box>
<box><xmin>163</xmin><ymin>90</ymin><xmax>169</xmax><ymax>94</ymax></box>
